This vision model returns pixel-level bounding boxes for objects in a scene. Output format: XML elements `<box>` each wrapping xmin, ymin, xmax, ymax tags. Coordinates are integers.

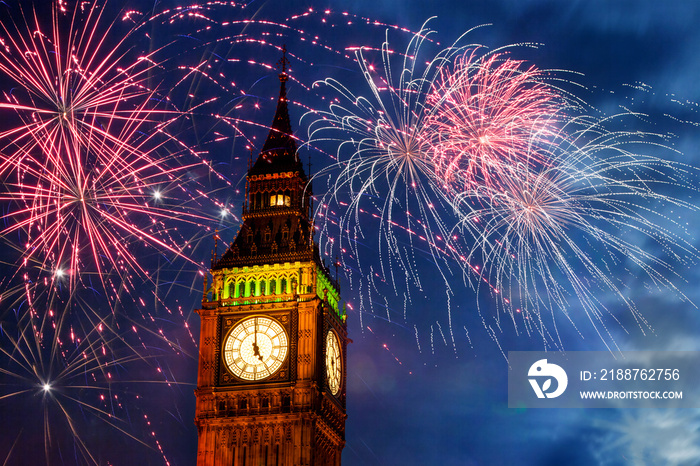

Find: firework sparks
<box><xmin>0</xmin><ymin>289</ymin><xmax>189</xmax><ymax>465</ymax></box>
<box><xmin>308</xmin><ymin>22</ymin><xmax>700</xmax><ymax>351</ymax></box>
<box><xmin>453</xmin><ymin>115</ymin><xmax>700</xmax><ymax>349</ymax></box>
<box><xmin>308</xmin><ymin>23</ymin><xmax>468</xmax><ymax>299</ymax></box>
<box><xmin>427</xmin><ymin>47</ymin><xmax>581</xmax><ymax>194</ymax></box>
<box><xmin>0</xmin><ymin>0</ymin><xmax>212</xmax><ymax>294</ymax></box>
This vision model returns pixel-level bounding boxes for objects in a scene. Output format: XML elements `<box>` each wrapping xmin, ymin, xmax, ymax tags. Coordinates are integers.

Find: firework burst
<box><xmin>0</xmin><ymin>1</ymin><xmax>220</xmax><ymax>463</ymax></box>
<box><xmin>453</xmin><ymin>116</ymin><xmax>700</xmax><ymax>349</ymax></box>
<box><xmin>307</xmin><ymin>23</ymin><xmax>470</xmax><ymax>299</ymax></box>
<box><xmin>305</xmin><ymin>24</ymin><xmax>576</xmax><ymax>309</ymax></box>
<box><xmin>0</xmin><ymin>0</ymin><xmax>212</xmax><ymax>294</ymax></box>
<box><xmin>0</xmin><ymin>284</ymin><xmax>188</xmax><ymax>465</ymax></box>
<box><xmin>427</xmin><ymin>47</ymin><xmax>582</xmax><ymax>194</ymax></box>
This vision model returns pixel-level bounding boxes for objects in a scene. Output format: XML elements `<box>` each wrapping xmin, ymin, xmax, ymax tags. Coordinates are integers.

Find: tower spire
<box><xmin>248</xmin><ymin>47</ymin><xmax>301</xmax><ymax>178</ymax></box>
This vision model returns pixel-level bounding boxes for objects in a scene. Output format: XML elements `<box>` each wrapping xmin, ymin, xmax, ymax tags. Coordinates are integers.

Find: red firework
<box><xmin>0</xmin><ymin>1</ymin><xmax>208</xmax><ymax>291</ymax></box>
<box><xmin>427</xmin><ymin>48</ymin><xmax>574</xmax><ymax>194</ymax></box>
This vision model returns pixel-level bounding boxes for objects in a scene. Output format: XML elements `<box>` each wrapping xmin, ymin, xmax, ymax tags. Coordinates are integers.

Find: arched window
<box><xmin>237</xmin><ymin>281</ymin><xmax>245</xmax><ymax>298</ymax></box>
<box><xmin>227</xmin><ymin>281</ymin><xmax>235</xmax><ymax>299</ymax></box>
<box><xmin>261</xmin><ymin>280</ymin><xmax>268</xmax><ymax>296</ymax></box>
<box><xmin>270</xmin><ymin>279</ymin><xmax>277</xmax><ymax>295</ymax></box>
<box><xmin>280</xmin><ymin>278</ymin><xmax>287</xmax><ymax>294</ymax></box>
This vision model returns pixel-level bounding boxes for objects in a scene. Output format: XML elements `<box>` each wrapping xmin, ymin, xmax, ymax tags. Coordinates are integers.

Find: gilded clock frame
<box><xmin>217</xmin><ymin>311</ymin><xmax>294</xmax><ymax>386</ymax></box>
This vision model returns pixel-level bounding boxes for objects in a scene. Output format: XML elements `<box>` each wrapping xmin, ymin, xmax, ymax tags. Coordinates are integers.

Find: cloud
<box><xmin>593</xmin><ymin>409</ymin><xmax>700</xmax><ymax>466</ymax></box>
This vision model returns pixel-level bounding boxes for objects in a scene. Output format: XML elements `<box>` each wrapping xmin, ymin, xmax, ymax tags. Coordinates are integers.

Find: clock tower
<box><xmin>194</xmin><ymin>56</ymin><xmax>347</xmax><ymax>466</ymax></box>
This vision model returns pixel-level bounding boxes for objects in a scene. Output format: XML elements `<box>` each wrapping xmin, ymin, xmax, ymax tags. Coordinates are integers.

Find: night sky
<box><xmin>1</xmin><ymin>0</ymin><xmax>700</xmax><ymax>465</ymax></box>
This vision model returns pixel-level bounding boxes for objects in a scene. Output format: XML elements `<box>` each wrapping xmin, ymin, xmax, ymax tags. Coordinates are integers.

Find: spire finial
<box><xmin>278</xmin><ymin>45</ymin><xmax>289</xmax><ymax>82</ymax></box>
<box><xmin>213</xmin><ymin>229</ymin><xmax>220</xmax><ymax>265</ymax></box>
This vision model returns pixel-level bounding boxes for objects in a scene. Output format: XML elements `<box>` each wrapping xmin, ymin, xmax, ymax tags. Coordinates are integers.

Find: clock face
<box><xmin>325</xmin><ymin>330</ymin><xmax>342</xmax><ymax>396</ymax></box>
<box><xmin>222</xmin><ymin>316</ymin><xmax>288</xmax><ymax>381</ymax></box>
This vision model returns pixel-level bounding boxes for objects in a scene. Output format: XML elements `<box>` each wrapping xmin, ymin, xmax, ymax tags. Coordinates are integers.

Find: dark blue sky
<box><xmin>2</xmin><ymin>1</ymin><xmax>700</xmax><ymax>465</ymax></box>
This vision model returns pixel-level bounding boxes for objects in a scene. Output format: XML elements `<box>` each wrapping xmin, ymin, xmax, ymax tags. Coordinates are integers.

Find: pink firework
<box><xmin>427</xmin><ymin>48</ymin><xmax>577</xmax><ymax>194</ymax></box>
<box><xmin>0</xmin><ymin>1</ymin><xmax>209</xmax><ymax>291</ymax></box>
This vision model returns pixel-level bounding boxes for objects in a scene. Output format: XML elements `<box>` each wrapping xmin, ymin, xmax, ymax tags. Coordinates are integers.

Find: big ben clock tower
<box><xmin>194</xmin><ymin>54</ymin><xmax>347</xmax><ymax>466</ymax></box>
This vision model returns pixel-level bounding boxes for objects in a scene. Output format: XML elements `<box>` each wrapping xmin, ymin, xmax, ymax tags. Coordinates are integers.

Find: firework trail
<box><xmin>125</xmin><ymin>1</ymin><xmax>421</xmax><ymax>156</ymax></box>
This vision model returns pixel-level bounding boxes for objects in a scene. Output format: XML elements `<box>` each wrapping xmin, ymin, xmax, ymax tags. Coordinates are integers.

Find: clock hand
<box><xmin>253</xmin><ymin>343</ymin><xmax>263</xmax><ymax>362</ymax></box>
<box><xmin>252</xmin><ymin>320</ymin><xmax>263</xmax><ymax>361</ymax></box>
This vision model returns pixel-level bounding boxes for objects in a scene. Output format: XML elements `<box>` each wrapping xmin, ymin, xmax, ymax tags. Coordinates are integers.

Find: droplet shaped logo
<box><xmin>528</xmin><ymin>359</ymin><xmax>568</xmax><ymax>399</ymax></box>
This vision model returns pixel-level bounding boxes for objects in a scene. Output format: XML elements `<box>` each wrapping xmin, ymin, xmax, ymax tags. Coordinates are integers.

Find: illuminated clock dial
<box><xmin>223</xmin><ymin>316</ymin><xmax>288</xmax><ymax>381</ymax></box>
<box><xmin>326</xmin><ymin>330</ymin><xmax>342</xmax><ymax>396</ymax></box>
